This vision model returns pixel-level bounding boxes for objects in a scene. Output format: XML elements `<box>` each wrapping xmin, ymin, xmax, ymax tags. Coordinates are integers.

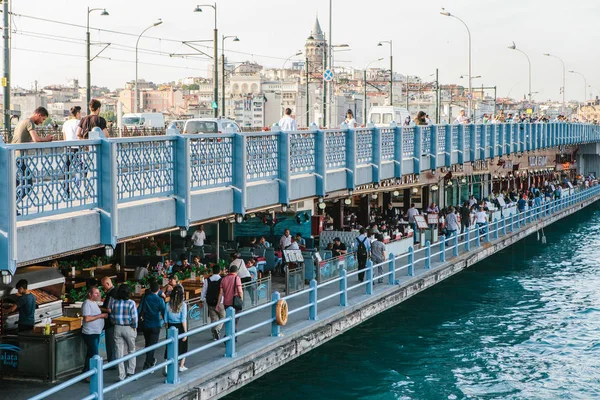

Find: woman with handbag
<box><xmin>217</xmin><ymin>264</ymin><xmax>244</xmax><ymax>341</ymax></box>
<box><xmin>164</xmin><ymin>285</ymin><xmax>188</xmax><ymax>372</ymax></box>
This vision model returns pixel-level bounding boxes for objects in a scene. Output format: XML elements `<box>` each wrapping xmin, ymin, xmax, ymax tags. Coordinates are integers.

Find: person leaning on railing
<box><xmin>76</xmin><ymin>99</ymin><xmax>109</xmax><ymax>139</ymax></box>
<box><xmin>12</xmin><ymin>107</ymin><xmax>54</xmax><ymax>202</ymax></box>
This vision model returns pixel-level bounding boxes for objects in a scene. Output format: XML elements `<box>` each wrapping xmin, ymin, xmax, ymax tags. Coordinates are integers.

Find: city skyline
<box><xmin>7</xmin><ymin>0</ymin><xmax>600</xmax><ymax>102</ymax></box>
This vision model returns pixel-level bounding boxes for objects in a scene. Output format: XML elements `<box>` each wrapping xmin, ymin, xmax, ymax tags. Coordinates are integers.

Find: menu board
<box><xmin>497</xmin><ymin>197</ymin><xmax>506</xmax><ymax>208</ymax></box>
<box><xmin>283</xmin><ymin>250</ymin><xmax>304</xmax><ymax>263</ymax></box>
<box><xmin>567</xmin><ymin>182</ymin><xmax>574</xmax><ymax>189</ymax></box>
<box><xmin>426</xmin><ymin>214</ymin><xmax>439</xmax><ymax>225</ymax></box>
<box><xmin>413</xmin><ymin>215</ymin><xmax>429</xmax><ymax>230</ymax></box>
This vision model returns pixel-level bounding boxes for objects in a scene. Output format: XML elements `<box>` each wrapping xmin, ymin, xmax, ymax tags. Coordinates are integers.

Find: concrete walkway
<box><xmin>9</xmin><ymin>193</ymin><xmax>600</xmax><ymax>400</ymax></box>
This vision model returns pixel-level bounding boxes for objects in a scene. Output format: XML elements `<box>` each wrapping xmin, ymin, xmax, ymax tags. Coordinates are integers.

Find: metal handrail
<box><xmin>29</xmin><ymin>184</ymin><xmax>600</xmax><ymax>400</ymax></box>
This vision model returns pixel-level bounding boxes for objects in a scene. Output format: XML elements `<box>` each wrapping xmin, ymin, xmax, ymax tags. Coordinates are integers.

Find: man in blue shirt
<box><xmin>355</xmin><ymin>228</ymin><xmax>371</xmax><ymax>283</ymax></box>
<box><xmin>139</xmin><ymin>281</ymin><xmax>166</xmax><ymax>371</ymax></box>
<box><xmin>517</xmin><ymin>195</ymin><xmax>527</xmax><ymax>213</ymax></box>
<box><xmin>6</xmin><ymin>279</ymin><xmax>36</xmax><ymax>332</ymax></box>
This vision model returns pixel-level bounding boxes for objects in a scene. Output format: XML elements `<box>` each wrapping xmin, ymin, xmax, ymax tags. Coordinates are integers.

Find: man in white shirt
<box><xmin>279</xmin><ymin>229</ymin><xmax>292</xmax><ymax>249</ymax></box>
<box><xmin>407</xmin><ymin>203</ymin><xmax>420</xmax><ymax>243</ymax></box>
<box><xmin>191</xmin><ymin>225</ymin><xmax>206</xmax><ymax>247</ymax></box>
<box><xmin>82</xmin><ymin>286</ymin><xmax>108</xmax><ymax>375</ymax></box>
<box><xmin>278</xmin><ymin>108</ymin><xmax>297</xmax><ymax>131</ymax></box>
<box><xmin>475</xmin><ymin>208</ymin><xmax>488</xmax><ymax>236</ymax></box>
<box><xmin>454</xmin><ymin>109</ymin><xmax>469</xmax><ymax>124</ymax></box>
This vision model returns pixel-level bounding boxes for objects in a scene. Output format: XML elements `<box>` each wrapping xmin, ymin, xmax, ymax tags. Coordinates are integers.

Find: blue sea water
<box><xmin>225</xmin><ymin>207</ymin><xmax>600</xmax><ymax>400</ymax></box>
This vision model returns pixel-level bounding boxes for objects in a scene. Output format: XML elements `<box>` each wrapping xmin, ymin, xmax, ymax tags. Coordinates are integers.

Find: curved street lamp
<box><xmin>364</xmin><ymin>58</ymin><xmax>384</xmax><ymax>125</ymax></box>
<box><xmin>508</xmin><ymin>41</ymin><xmax>532</xmax><ymax>103</ymax></box>
<box><xmin>195</xmin><ymin>4</ymin><xmax>219</xmax><ymax>117</ymax></box>
<box><xmin>86</xmin><ymin>7</ymin><xmax>109</xmax><ymax>113</ymax></box>
<box><xmin>568</xmin><ymin>70</ymin><xmax>587</xmax><ymax>104</ymax></box>
<box><xmin>135</xmin><ymin>19</ymin><xmax>163</xmax><ymax>113</ymax></box>
<box><xmin>280</xmin><ymin>51</ymin><xmax>303</xmax><ymax>115</ymax></box>
<box><xmin>543</xmin><ymin>53</ymin><xmax>566</xmax><ymax>114</ymax></box>
<box><xmin>221</xmin><ymin>35</ymin><xmax>240</xmax><ymax>117</ymax></box>
<box><xmin>440</xmin><ymin>8</ymin><xmax>472</xmax><ymax>119</ymax></box>
<box><xmin>377</xmin><ymin>40</ymin><xmax>393</xmax><ymax>105</ymax></box>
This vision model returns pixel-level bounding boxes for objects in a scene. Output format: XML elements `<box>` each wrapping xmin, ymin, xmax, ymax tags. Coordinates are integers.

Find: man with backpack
<box><xmin>201</xmin><ymin>264</ymin><xmax>225</xmax><ymax>341</ymax></box>
<box><xmin>355</xmin><ymin>228</ymin><xmax>371</xmax><ymax>283</ymax></box>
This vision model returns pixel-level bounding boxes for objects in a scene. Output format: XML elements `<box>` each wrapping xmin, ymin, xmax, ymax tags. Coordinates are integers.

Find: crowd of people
<box><xmin>400</xmin><ymin>108</ymin><xmax>593</xmax><ymax>126</ymax></box>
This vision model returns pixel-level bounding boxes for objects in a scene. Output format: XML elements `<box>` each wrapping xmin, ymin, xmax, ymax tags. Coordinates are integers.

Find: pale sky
<box><xmin>8</xmin><ymin>0</ymin><xmax>600</xmax><ymax>102</ymax></box>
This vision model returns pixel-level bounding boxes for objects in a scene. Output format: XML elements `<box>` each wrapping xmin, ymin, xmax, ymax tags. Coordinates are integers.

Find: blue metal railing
<box><xmin>2</xmin><ymin>123</ymin><xmax>600</xmax><ymax>277</ymax></box>
<box><xmin>29</xmin><ymin>183</ymin><xmax>600</xmax><ymax>400</ymax></box>
<box><xmin>3</xmin><ymin>123</ymin><xmax>598</xmax><ymax>222</ymax></box>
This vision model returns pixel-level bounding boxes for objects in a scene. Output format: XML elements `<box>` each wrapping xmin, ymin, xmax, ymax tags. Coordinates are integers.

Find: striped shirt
<box><xmin>110</xmin><ymin>299</ymin><xmax>138</xmax><ymax>328</ymax></box>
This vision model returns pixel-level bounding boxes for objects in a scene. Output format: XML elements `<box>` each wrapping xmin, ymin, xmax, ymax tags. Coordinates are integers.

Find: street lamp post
<box><xmin>195</xmin><ymin>4</ymin><xmax>218</xmax><ymax>117</ymax></box>
<box><xmin>508</xmin><ymin>41</ymin><xmax>532</xmax><ymax>104</ymax></box>
<box><xmin>86</xmin><ymin>7</ymin><xmax>109</xmax><ymax>114</ymax></box>
<box><xmin>364</xmin><ymin>58</ymin><xmax>384</xmax><ymax>125</ymax></box>
<box><xmin>440</xmin><ymin>8</ymin><xmax>472</xmax><ymax>119</ymax></box>
<box><xmin>568</xmin><ymin>70</ymin><xmax>587</xmax><ymax>104</ymax></box>
<box><xmin>280</xmin><ymin>51</ymin><xmax>302</xmax><ymax>116</ymax></box>
<box><xmin>377</xmin><ymin>40</ymin><xmax>393</xmax><ymax>106</ymax></box>
<box><xmin>221</xmin><ymin>35</ymin><xmax>239</xmax><ymax>117</ymax></box>
<box><xmin>135</xmin><ymin>20</ymin><xmax>163</xmax><ymax>113</ymax></box>
<box><xmin>543</xmin><ymin>53</ymin><xmax>566</xmax><ymax>114</ymax></box>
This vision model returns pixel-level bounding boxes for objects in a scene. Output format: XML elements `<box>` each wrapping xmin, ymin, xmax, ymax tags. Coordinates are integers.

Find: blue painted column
<box><xmin>276</xmin><ymin>126</ymin><xmax>291</xmax><ymax>207</ymax></box>
<box><xmin>90</xmin><ymin>130</ymin><xmax>118</xmax><ymax>249</ymax></box>
<box><xmin>393</xmin><ymin>123</ymin><xmax>403</xmax><ymax>178</ymax></box>
<box><xmin>445</xmin><ymin>124</ymin><xmax>452</xmax><ymax>167</ymax></box>
<box><xmin>166</xmin><ymin>326</ymin><xmax>180</xmax><ymax>383</ymax></box>
<box><xmin>339</xmin><ymin>269</ymin><xmax>347</xmax><ymax>306</ymax></box>
<box><xmin>345</xmin><ymin>124</ymin><xmax>356</xmax><ymax>191</ymax></box>
<box><xmin>233</xmin><ymin>133</ymin><xmax>247</xmax><ymax>215</ymax></box>
<box><xmin>489</xmin><ymin>124</ymin><xmax>496</xmax><ymax>159</ymax></box>
<box><xmin>365</xmin><ymin>260</ymin><xmax>373</xmax><ymax>295</ymax></box>
<box><xmin>314</xmin><ymin>124</ymin><xmax>326</xmax><ymax>197</ymax></box>
<box><xmin>388</xmin><ymin>253</ymin><xmax>395</xmax><ymax>285</ymax></box>
<box><xmin>425</xmin><ymin>241</ymin><xmax>431</xmax><ymax>269</ymax></box>
<box><xmin>430</xmin><ymin>125</ymin><xmax>438</xmax><ymax>171</ymax></box>
<box><xmin>439</xmin><ymin>236</ymin><xmax>446</xmax><ymax>262</ymax></box>
<box><xmin>468</xmin><ymin>125</ymin><xmax>475</xmax><ymax>162</ymax></box>
<box><xmin>413</xmin><ymin>126</ymin><xmax>421</xmax><ymax>174</ymax></box>
<box><xmin>465</xmin><ymin>227</ymin><xmax>471</xmax><ymax>251</ymax></box>
<box><xmin>502</xmin><ymin>216</ymin><xmax>506</xmax><ymax>236</ymax></box>
<box><xmin>453</xmin><ymin>232</ymin><xmax>459</xmax><ymax>257</ymax></box>
<box><xmin>225</xmin><ymin>307</ymin><xmax>237</xmax><ymax>357</ymax></box>
<box><xmin>271</xmin><ymin>291</ymin><xmax>281</xmax><ymax>336</ymax></box>
<box><xmin>0</xmin><ymin>138</ymin><xmax>17</xmax><ymax>277</ymax></box>
<box><xmin>169</xmin><ymin>132</ymin><xmax>190</xmax><ymax>230</ymax></box>
<box><xmin>498</xmin><ymin>124</ymin><xmax>504</xmax><ymax>157</ymax></box>
<box><xmin>89</xmin><ymin>355</ymin><xmax>104</xmax><ymax>399</ymax></box>
<box><xmin>457</xmin><ymin>124</ymin><xmax>465</xmax><ymax>164</ymax></box>
<box><xmin>480</xmin><ymin>125</ymin><xmax>486</xmax><ymax>160</ymax></box>
<box><xmin>309</xmin><ymin>279</ymin><xmax>318</xmax><ymax>320</ymax></box>
<box><xmin>408</xmin><ymin>246</ymin><xmax>414</xmax><ymax>276</ymax></box>
<box><xmin>519</xmin><ymin>123</ymin><xmax>526</xmax><ymax>153</ymax></box>
<box><xmin>372</xmin><ymin>124</ymin><xmax>382</xmax><ymax>184</ymax></box>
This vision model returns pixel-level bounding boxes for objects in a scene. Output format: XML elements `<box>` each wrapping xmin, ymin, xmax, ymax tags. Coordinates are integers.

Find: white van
<box><xmin>121</xmin><ymin>113</ymin><xmax>165</xmax><ymax>129</ymax></box>
<box><xmin>368</xmin><ymin>106</ymin><xmax>411</xmax><ymax>127</ymax></box>
<box><xmin>182</xmin><ymin>118</ymin><xmax>241</xmax><ymax>134</ymax></box>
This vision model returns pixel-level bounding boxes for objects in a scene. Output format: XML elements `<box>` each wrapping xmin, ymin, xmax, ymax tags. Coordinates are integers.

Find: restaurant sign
<box><xmin>529</xmin><ymin>156</ymin><xmax>548</xmax><ymax>167</ymax></box>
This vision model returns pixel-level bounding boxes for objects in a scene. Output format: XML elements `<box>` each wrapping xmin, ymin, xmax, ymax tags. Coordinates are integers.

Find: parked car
<box><xmin>183</xmin><ymin>117</ymin><xmax>241</xmax><ymax>134</ymax></box>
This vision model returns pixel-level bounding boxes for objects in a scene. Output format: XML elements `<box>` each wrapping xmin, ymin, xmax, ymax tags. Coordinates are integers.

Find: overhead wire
<box><xmin>9</xmin><ymin>11</ymin><xmax>298</xmax><ymax>62</ymax></box>
<box><xmin>11</xmin><ymin>46</ymin><xmax>205</xmax><ymax>71</ymax></box>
